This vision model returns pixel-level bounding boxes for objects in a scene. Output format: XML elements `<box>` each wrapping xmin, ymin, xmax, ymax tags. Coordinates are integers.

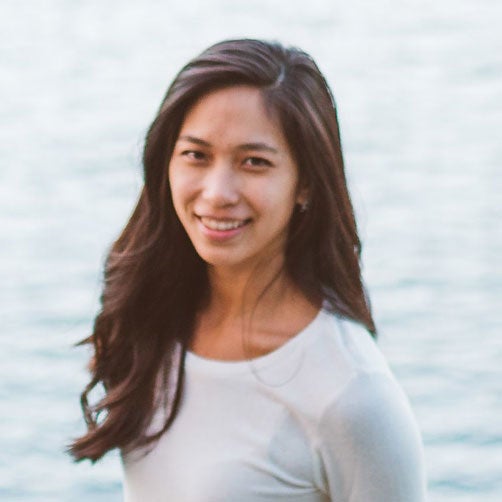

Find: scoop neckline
<box><xmin>185</xmin><ymin>308</ymin><xmax>328</xmax><ymax>375</ymax></box>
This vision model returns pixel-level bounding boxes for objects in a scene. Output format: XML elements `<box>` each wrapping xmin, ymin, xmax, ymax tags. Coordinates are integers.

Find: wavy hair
<box><xmin>69</xmin><ymin>38</ymin><xmax>376</xmax><ymax>462</ymax></box>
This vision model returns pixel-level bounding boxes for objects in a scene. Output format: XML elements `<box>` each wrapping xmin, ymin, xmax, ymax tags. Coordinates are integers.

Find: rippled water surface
<box><xmin>1</xmin><ymin>1</ymin><xmax>501</xmax><ymax>500</ymax></box>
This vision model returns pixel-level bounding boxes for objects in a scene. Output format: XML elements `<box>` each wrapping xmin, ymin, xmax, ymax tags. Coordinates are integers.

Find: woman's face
<box><xmin>169</xmin><ymin>85</ymin><xmax>306</xmax><ymax>273</ymax></box>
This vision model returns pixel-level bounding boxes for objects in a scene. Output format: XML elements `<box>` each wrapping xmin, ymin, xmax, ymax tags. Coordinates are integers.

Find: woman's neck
<box><xmin>205</xmin><ymin>256</ymin><xmax>289</xmax><ymax>320</ymax></box>
<box><xmin>190</xmin><ymin>257</ymin><xmax>319</xmax><ymax>360</ymax></box>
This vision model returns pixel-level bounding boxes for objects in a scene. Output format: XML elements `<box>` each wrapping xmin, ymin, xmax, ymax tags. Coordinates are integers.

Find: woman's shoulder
<box><xmin>310</xmin><ymin>318</ymin><xmax>428</xmax><ymax>498</ymax></box>
<box><xmin>301</xmin><ymin>309</ymin><xmax>394</xmax><ymax>385</ymax></box>
<box><xmin>280</xmin><ymin>310</ymin><xmax>413</xmax><ymax>428</ymax></box>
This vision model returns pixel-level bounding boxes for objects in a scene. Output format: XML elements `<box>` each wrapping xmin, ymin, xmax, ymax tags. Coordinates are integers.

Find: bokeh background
<box><xmin>1</xmin><ymin>0</ymin><xmax>501</xmax><ymax>500</ymax></box>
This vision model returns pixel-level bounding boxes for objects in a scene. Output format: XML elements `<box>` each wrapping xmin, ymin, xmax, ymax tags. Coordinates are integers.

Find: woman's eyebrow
<box><xmin>177</xmin><ymin>135</ymin><xmax>212</xmax><ymax>147</ymax></box>
<box><xmin>178</xmin><ymin>136</ymin><xmax>279</xmax><ymax>154</ymax></box>
<box><xmin>237</xmin><ymin>142</ymin><xmax>279</xmax><ymax>154</ymax></box>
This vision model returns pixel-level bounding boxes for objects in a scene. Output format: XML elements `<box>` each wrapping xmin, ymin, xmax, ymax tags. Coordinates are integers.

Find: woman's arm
<box><xmin>317</xmin><ymin>371</ymin><xmax>428</xmax><ymax>501</ymax></box>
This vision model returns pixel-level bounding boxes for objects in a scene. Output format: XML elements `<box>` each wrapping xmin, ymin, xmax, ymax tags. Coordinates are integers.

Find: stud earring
<box><xmin>299</xmin><ymin>200</ymin><xmax>309</xmax><ymax>213</ymax></box>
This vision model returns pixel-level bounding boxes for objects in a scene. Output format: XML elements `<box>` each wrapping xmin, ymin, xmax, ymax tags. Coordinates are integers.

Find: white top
<box><xmin>122</xmin><ymin>309</ymin><xmax>427</xmax><ymax>501</ymax></box>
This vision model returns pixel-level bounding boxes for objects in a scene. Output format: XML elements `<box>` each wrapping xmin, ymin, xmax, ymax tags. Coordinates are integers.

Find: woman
<box><xmin>70</xmin><ymin>39</ymin><xmax>427</xmax><ymax>501</ymax></box>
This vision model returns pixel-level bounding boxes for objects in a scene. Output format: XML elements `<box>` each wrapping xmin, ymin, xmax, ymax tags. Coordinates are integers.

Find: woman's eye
<box><xmin>243</xmin><ymin>157</ymin><xmax>272</xmax><ymax>168</ymax></box>
<box><xmin>181</xmin><ymin>150</ymin><xmax>206</xmax><ymax>161</ymax></box>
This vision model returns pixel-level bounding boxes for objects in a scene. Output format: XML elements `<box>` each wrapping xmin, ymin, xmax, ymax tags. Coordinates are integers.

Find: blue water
<box><xmin>1</xmin><ymin>1</ymin><xmax>501</xmax><ymax>500</ymax></box>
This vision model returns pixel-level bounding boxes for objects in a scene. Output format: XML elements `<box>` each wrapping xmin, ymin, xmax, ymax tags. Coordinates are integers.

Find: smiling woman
<box><xmin>69</xmin><ymin>39</ymin><xmax>427</xmax><ymax>501</ymax></box>
<box><xmin>169</xmin><ymin>85</ymin><xmax>306</xmax><ymax>276</ymax></box>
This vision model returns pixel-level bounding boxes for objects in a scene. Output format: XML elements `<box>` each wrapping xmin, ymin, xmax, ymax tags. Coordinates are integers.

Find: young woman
<box><xmin>71</xmin><ymin>39</ymin><xmax>427</xmax><ymax>501</ymax></box>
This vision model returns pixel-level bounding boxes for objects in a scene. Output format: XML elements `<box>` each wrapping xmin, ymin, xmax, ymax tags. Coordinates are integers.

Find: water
<box><xmin>1</xmin><ymin>1</ymin><xmax>501</xmax><ymax>500</ymax></box>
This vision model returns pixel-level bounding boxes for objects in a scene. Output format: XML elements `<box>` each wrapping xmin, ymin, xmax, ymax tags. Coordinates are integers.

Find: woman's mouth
<box><xmin>198</xmin><ymin>216</ymin><xmax>251</xmax><ymax>231</ymax></box>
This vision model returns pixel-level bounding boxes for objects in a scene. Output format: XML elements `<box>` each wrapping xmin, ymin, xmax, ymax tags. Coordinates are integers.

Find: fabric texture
<box><xmin>122</xmin><ymin>309</ymin><xmax>427</xmax><ymax>501</ymax></box>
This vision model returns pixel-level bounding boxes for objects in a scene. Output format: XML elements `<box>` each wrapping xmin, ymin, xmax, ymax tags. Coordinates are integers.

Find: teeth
<box><xmin>200</xmin><ymin>217</ymin><xmax>247</xmax><ymax>231</ymax></box>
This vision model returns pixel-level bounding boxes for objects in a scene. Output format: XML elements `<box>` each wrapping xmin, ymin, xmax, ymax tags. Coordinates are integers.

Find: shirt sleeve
<box><xmin>316</xmin><ymin>371</ymin><xmax>428</xmax><ymax>502</ymax></box>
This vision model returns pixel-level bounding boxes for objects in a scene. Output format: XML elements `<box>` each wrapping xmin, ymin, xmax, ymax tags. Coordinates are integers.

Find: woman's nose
<box><xmin>202</xmin><ymin>164</ymin><xmax>240</xmax><ymax>207</ymax></box>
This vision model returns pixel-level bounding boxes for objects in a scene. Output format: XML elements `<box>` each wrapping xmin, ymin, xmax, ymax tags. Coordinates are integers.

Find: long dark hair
<box><xmin>69</xmin><ymin>38</ymin><xmax>376</xmax><ymax>462</ymax></box>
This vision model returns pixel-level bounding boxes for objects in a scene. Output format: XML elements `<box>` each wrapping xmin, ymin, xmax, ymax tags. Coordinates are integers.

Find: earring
<box><xmin>299</xmin><ymin>200</ymin><xmax>309</xmax><ymax>213</ymax></box>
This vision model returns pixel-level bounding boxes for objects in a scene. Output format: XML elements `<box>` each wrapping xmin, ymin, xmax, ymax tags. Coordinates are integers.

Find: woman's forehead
<box><xmin>178</xmin><ymin>86</ymin><xmax>290</xmax><ymax>153</ymax></box>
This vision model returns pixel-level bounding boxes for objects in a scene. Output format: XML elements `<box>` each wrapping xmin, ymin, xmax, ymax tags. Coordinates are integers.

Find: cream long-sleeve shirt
<box><xmin>122</xmin><ymin>309</ymin><xmax>428</xmax><ymax>501</ymax></box>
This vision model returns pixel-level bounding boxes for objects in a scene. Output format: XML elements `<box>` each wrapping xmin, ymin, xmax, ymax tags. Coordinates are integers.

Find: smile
<box><xmin>199</xmin><ymin>216</ymin><xmax>251</xmax><ymax>231</ymax></box>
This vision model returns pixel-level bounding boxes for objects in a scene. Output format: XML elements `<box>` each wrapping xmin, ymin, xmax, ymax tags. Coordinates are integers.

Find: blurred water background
<box><xmin>1</xmin><ymin>0</ymin><xmax>501</xmax><ymax>500</ymax></box>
